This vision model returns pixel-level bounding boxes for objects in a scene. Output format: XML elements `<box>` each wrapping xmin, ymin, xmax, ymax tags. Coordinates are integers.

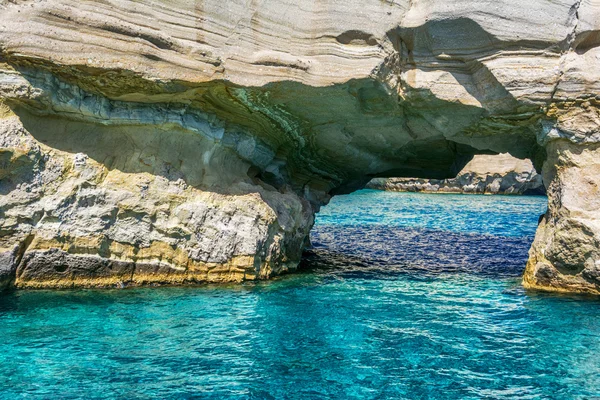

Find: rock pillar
<box><xmin>524</xmin><ymin>139</ymin><xmax>600</xmax><ymax>294</ymax></box>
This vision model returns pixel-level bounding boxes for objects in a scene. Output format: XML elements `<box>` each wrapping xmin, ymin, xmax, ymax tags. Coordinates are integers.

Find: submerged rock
<box><xmin>0</xmin><ymin>0</ymin><xmax>598</xmax><ymax>293</ymax></box>
<box><xmin>367</xmin><ymin>154</ymin><xmax>546</xmax><ymax>195</ymax></box>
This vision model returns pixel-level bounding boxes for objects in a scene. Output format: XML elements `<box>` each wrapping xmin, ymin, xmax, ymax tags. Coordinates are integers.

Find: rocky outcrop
<box><xmin>0</xmin><ymin>0</ymin><xmax>599</xmax><ymax>293</ymax></box>
<box><xmin>524</xmin><ymin>141</ymin><xmax>600</xmax><ymax>294</ymax></box>
<box><xmin>0</xmin><ymin>100</ymin><xmax>312</xmax><ymax>289</ymax></box>
<box><xmin>367</xmin><ymin>154</ymin><xmax>545</xmax><ymax>195</ymax></box>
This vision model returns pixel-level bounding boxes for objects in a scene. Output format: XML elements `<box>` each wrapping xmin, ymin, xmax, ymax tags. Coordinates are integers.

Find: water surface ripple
<box><xmin>2</xmin><ymin>191</ymin><xmax>600</xmax><ymax>399</ymax></box>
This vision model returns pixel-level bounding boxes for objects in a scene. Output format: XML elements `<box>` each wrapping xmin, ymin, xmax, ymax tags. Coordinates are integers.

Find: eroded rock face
<box><xmin>0</xmin><ymin>101</ymin><xmax>313</xmax><ymax>289</ymax></box>
<box><xmin>524</xmin><ymin>141</ymin><xmax>600</xmax><ymax>294</ymax></box>
<box><xmin>368</xmin><ymin>154</ymin><xmax>546</xmax><ymax>195</ymax></box>
<box><xmin>0</xmin><ymin>0</ymin><xmax>598</xmax><ymax>292</ymax></box>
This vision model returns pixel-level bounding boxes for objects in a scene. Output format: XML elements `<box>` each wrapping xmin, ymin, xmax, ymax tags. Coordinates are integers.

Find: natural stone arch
<box><xmin>0</xmin><ymin>0</ymin><xmax>598</xmax><ymax>293</ymax></box>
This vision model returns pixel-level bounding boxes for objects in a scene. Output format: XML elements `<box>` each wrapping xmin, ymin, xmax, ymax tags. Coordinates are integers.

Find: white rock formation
<box><xmin>0</xmin><ymin>0</ymin><xmax>598</xmax><ymax>293</ymax></box>
<box><xmin>368</xmin><ymin>154</ymin><xmax>545</xmax><ymax>195</ymax></box>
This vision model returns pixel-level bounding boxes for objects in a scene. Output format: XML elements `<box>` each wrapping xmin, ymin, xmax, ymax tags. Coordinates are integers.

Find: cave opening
<box><xmin>301</xmin><ymin>168</ymin><xmax>548</xmax><ymax>283</ymax></box>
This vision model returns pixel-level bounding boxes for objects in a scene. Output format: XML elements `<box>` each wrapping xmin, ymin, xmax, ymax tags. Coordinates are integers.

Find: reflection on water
<box><xmin>2</xmin><ymin>191</ymin><xmax>600</xmax><ymax>399</ymax></box>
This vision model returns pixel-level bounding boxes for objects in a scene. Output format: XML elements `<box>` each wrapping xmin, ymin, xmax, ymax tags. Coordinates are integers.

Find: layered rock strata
<box><xmin>367</xmin><ymin>154</ymin><xmax>545</xmax><ymax>195</ymax></box>
<box><xmin>0</xmin><ymin>0</ymin><xmax>599</xmax><ymax>293</ymax></box>
<box><xmin>0</xmin><ymin>86</ymin><xmax>313</xmax><ymax>289</ymax></box>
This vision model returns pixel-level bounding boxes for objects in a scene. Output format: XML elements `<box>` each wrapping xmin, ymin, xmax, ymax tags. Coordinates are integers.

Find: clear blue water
<box><xmin>2</xmin><ymin>190</ymin><xmax>600</xmax><ymax>399</ymax></box>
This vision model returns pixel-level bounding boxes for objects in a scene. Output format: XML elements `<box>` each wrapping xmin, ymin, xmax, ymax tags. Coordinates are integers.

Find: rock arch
<box><xmin>0</xmin><ymin>0</ymin><xmax>598</xmax><ymax>293</ymax></box>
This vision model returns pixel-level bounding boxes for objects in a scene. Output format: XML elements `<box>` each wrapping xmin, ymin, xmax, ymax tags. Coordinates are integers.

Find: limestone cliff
<box><xmin>0</xmin><ymin>0</ymin><xmax>599</xmax><ymax>293</ymax></box>
<box><xmin>367</xmin><ymin>154</ymin><xmax>545</xmax><ymax>195</ymax></box>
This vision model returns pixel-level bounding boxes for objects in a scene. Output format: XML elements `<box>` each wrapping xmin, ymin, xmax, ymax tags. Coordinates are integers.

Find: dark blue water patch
<box><xmin>306</xmin><ymin>224</ymin><xmax>535</xmax><ymax>279</ymax></box>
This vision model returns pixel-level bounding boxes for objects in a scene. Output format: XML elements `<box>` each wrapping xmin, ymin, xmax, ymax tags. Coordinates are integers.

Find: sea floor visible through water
<box><xmin>1</xmin><ymin>190</ymin><xmax>600</xmax><ymax>399</ymax></box>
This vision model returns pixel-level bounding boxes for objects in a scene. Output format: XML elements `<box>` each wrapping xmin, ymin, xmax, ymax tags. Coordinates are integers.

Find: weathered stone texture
<box><xmin>524</xmin><ymin>141</ymin><xmax>600</xmax><ymax>294</ymax></box>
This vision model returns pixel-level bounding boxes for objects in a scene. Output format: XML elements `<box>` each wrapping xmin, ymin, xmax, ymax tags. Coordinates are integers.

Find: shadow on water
<box><xmin>300</xmin><ymin>224</ymin><xmax>535</xmax><ymax>280</ymax></box>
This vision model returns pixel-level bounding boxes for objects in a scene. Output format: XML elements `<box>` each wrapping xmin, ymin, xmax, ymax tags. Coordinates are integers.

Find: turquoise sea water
<box><xmin>2</xmin><ymin>190</ymin><xmax>600</xmax><ymax>399</ymax></box>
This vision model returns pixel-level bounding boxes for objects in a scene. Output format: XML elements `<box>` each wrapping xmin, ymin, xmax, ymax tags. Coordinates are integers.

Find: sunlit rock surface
<box><xmin>0</xmin><ymin>104</ymin><xmax>312</xmax><ymax>289</ymax></box>
<box><xmin>524</xmin><ymin>141</ymin><xmax>600</xmax><ymax>295</ymax></box>
<box><xmin>367</xmin><ymin>154</ymin><xmax>545</xmax><ymax>195</ymax></box>
<box><xmin>0</xmin><ymin>0</ymin><xmax>599</xmax><ymax>292</ymax></box>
